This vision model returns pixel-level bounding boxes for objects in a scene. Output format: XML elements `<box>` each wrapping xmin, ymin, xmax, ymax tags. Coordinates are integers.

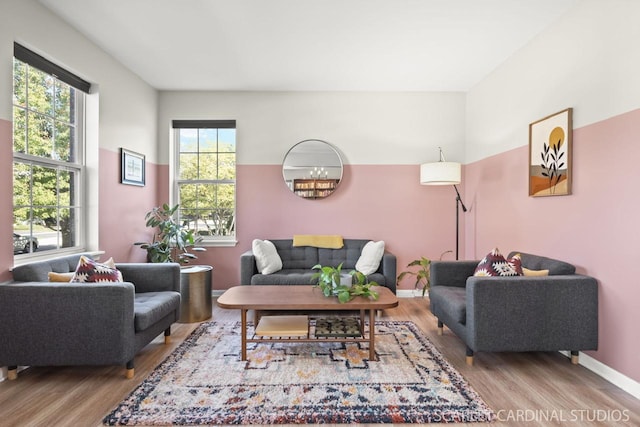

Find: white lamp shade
<box><xmin>420</xmin><ymin>162</ymin><xmax>461</xmax><ymax>185</ymax></box>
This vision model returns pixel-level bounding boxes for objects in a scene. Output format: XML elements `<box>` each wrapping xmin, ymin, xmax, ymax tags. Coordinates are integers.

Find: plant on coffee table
<box><xmin>311</xmin><ymin>263</ymin><xmax>379</xmax><ymax>303</ymax></box>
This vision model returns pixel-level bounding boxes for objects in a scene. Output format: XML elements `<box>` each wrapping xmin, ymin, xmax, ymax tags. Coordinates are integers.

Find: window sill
<box><xmin>200</xmin><ymin>240</ymin><xmax>238</xmax><ymax>248</ymax></box>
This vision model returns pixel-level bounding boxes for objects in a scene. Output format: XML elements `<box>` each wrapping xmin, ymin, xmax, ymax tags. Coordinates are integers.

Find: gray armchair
<box><xmin>429</xmin><ymin>252</ymin><xmax>598</xmax><ymax>365</ymax></box>
<box><xmin>0</xmin><ymin>254</ymin><xmax>181</xmax><ymax>379</ymax></box>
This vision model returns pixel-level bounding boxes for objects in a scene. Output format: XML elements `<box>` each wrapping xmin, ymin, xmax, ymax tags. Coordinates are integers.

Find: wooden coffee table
<box><xmin>217</xmin><ymin>285</ymin><xmax>398</xmax><ymax>361</ymax></box>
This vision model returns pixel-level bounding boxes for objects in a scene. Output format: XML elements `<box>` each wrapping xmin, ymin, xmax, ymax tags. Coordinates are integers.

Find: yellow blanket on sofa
<box><xmin>292</xmin><ymin>235</ymin><xmax>344</xmax><ymax>249</ymax></box>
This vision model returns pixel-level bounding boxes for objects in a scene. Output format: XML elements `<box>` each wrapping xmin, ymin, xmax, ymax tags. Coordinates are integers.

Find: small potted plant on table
<box><xmin>311</xmin><ymin>263</ymin><xmax>379</xmax><ymax>303</ymax></box>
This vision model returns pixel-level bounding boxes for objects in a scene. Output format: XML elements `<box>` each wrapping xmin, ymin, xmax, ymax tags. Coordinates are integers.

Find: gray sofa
<box><xmin>240</xmin><ymin>239</ymin><xmax>397</xmax><ymax>293</ymax></box>
<box><xmin>429</xmin><ymin>251</ymin><xmax>598</xmax><ymax>365</ymax></box>
<box><xmin>0</xmin><ymin>254</ymin><xmax>181</xmax><ymax>379</ymax></box>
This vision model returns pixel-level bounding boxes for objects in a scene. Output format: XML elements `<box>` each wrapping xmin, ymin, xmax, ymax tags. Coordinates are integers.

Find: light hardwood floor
<box><xmin>0</xmin><ymin>297</ymin><xmax>638</xmax><ymax>427</ymax></box>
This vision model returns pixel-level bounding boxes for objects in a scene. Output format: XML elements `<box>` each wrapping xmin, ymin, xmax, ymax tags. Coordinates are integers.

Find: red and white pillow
<box><xmin>71</xmin><ymin>256</ymin><xmax>123</xmax><ymax>283</ymax></box>
<box><xmin>473</xmin><ymin>248</ymin><xmax>523</xmax><ymax>277</ymax></box>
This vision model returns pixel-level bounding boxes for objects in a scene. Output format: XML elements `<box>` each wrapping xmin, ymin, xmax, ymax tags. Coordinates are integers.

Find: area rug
<box><xmin>104</xmin><ymin>321</ymin><xmax>494</xmax><ymax>425</ymax></box>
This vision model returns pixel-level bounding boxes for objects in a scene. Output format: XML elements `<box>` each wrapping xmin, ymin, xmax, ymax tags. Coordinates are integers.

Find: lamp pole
<box><xmin>453</xmin><ymin>184</ymin><xmax>467</xmax><ymax>260</ymax></box>
<box><xmin>420</xmin><ymin>148</ymin><xmax>468</xmax><ymax>260</ymax></box>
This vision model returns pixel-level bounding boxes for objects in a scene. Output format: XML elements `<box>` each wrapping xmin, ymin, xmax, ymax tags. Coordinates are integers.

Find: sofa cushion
<box><xmin>430</xmin><ymin>286</ymin><xmax>467</xmax><ymax>325</ymax></box>
<box><xmin>11</xmin><ymin>253</ymin><xmax>88</xmax><ymax>282</ymax></box>
<box><xmin>355</xmin><ymin>241</ymin><xmax>385</xmax><ymax>275</ymax></box>
<box><xmin>71</xmin><ymin>256</ymin><xmax>123</xmax><ymax>283</ymax></box>
<box><xmin>252</xmin><ymin>239</ymin><xmax>283</xmax><ymax>274</ymax></box>
<box><xmin>134</xmin><ymin>291</ymin><xmax>180</xmax><ymax>332</ymax></box>
<box><xmin>365</xmin><ymin>273</ymin><xmax>387</xmax><ymax>286</ymax></box>
<box><xmin>474</xmin><ymin>248</ymin><xmax>522</xmax><ymax>277</ymax></box>
<box><xmin>251</xmin><ymin>270</ymin><xmax>315</xmax><ymax>285</ymax></box>
<box><xmin>270</xmin><ymin>240</ymin><xmax>319</xmax><ymax>269</ymax></box>
<box><xmin>510</xmin><ymin>251</ymin><xmax>576</xmax><ymax>275</ymax></box>
<box><xmin>318</xmin><ymin>239</ymin><xmax>372</xmax><ymax>270</ymax></box>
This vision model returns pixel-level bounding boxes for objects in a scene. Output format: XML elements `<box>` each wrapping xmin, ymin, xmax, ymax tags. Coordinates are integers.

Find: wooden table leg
<box><xmin>369</xmin><ymin>308</ymin><xmax>376</xmax><ymax>361</ymax></box>
<box><xmin>241</xmin><ymin>309</ymin><xmax>247</xmax><ymax>361</ymax></box>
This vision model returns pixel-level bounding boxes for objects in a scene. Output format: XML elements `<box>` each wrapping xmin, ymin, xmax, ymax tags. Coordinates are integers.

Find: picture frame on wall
<box><xmin>120</xmin><ymin>148</ymin><xmax>145</xmax><ymax>186</ymax></box>
<box><xmin>529</xmin><ymin>108</ymin><xmax>572</xmax><ymax>197</ymax></box>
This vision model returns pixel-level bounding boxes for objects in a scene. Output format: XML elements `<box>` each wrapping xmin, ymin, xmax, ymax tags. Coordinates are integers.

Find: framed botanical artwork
<box><xmin>529</xmin><ymin>108</ymin><xmax>572</xmax><ymax>197</ymax></box>
<box><xmin>120</xmin><ymin>148</ymin><xmax>145</xmax><ymax>186</ymax></box>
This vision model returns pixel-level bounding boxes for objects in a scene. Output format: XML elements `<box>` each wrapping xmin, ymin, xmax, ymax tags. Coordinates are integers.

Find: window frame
<box><xmin>12</xmin><ymin>43</ymin><xmax>90</xmax><ymax>259</ymax></box>
<box><xmin>172</xmin><ymin>120</ymin><xmax>237</xmax><ymax>247</ymax></box>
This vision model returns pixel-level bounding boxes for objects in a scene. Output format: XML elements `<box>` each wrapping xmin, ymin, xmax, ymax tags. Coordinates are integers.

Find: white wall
<box><xmin>464</xmin><ymin>0</ymin><xmax>640</xmax><ymax>390</ymax></box>
<box><xmin>465</xmin><ymin>0</ymin><xmax>640</xmax><ymax>164</ymax></box>
<box><xmin>0</xmin><ymin>0</ymin><xmax>159</xmax><ymax>268</ymax></box>
<box><xmin>158</xmin><ymin>91</ymin><xmax>466</xmax><ymax>166</ymax></box>
<box><xmin>1</xmin><ymin>0</ymin><xmax>159</xmax><ymax>162</ymax></box>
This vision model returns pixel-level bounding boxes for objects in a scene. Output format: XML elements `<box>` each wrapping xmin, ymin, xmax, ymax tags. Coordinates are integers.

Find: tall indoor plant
<box><xmin>135</xmin><ymin>203</ymin><xmax>205</xmax><ymax>263</ymax></box>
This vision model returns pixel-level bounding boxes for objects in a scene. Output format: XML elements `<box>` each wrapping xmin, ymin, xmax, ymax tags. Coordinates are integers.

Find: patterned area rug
<box><xmin>104</xmin><ymin>321</ymin><xmax>494</xmax><ymax>425</ymax></box>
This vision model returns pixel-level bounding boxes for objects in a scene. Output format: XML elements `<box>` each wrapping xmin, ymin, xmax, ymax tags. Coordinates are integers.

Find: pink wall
<box><xmin>104</xmin><ymin>159</ymin><xmax>456</xmax><ymax>292</ymax></box>
<box><xmin>0</xmin><ymin>119</ymin><xmax>14</xmax><ymax>282</ymax></box>
<box><xmin>464</xmin><ymin>109</ymin><xmax>640</xmax><ymax>382</ymax></box>
<box><xmin>99</xmin><ymin>148</ymin><xmax>160</xmax><ymax>262</ymax></box>
<box><xmin>186</xmin><ymin>164</ymin><xmax>458</xmax><ymax>292</ymax></box>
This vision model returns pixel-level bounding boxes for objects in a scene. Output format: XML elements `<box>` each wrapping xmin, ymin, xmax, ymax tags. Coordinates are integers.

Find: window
<box><xmin>12</xmin><ymin>44</ymin><xmax>90</xmax><ymax>256</ymax></box>
<box><xmin>172</xmin><ymin>120</ymin><xmax>236</xmax><ymax>244</ymax></box>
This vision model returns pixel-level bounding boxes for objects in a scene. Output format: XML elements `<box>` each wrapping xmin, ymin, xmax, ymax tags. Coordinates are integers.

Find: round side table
<box><xmin>178</xmin><ymin>265</ymin><xmax>213</xmax><ymax>323</ymax></box>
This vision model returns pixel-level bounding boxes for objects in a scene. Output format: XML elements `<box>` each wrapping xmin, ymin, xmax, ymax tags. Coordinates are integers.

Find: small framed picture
<box><xmin>120</xmin><ymin>148</ymin><xmax>145</xmax><ymax>186</ymax></box>
<box><xmin>529</xmin><ymin>108</ymin><xmax>572</xmax><ymax>197</ymax></box>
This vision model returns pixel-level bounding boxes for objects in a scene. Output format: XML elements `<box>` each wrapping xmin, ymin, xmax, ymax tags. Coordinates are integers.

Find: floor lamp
<box><xmin>420</xmin><ymin>148</ymin><xmax>467</xmax><ymax>260</ymax></box>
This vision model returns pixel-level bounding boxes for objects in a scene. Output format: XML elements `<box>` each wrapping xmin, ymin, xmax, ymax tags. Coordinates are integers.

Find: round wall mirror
<box><xmin>282</xmin><ymin>139</ymin><xmax>343</xmax><ymax>199</ymax></box>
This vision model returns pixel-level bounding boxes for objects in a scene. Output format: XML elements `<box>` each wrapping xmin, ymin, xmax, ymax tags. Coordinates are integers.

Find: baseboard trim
<box><xmin>559</xmin><ymin>351</ymin><xmax>640</xmax><ymax>400</ymax></box>
<box><xmin>396</xmin><ymin>289</ymin><xmax>426</xmax><ymax>298</ymax></box>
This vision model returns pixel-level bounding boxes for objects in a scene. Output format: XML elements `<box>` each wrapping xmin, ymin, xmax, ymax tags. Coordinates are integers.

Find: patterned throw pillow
<box><xmin>71</xmin><ymin>255</ymin><xmax>123</xmax><ymax>283</ymax></box>
<box><xmin>473</xmin><ymin>248</ymin><xmax>523</xmax><ymax>277</ymax></box>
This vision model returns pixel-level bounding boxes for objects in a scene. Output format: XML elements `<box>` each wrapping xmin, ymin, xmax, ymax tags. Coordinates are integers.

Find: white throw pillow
<box><xmin>355</xmin><ymin>241</ymin><xmax>385</xmax><ymax>275</ymax></box>
<box><xmin>252</xmin><ymin>239</ymin><xmax>283</xmax><ymax>275</ymax></box>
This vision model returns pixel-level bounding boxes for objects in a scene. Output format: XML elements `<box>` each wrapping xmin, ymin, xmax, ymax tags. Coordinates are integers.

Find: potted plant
<box><xmin>134</xmin><ymin>203</ymin><xmax>205</xmax><ymax>264</ymax></box>
<box><xmin>397</xmin><ymin>251</ymin><xmax>452</xmax><ymax>296</ymax></box>
<box><xmin>311</xmin><ymin>263</ymin><xmax>379</xmax><ymax>303</ymax></box>
<box><xmin>397</xmin><ymin>257</ymin><xmax>432</xmax><ymax>296</ymax></box>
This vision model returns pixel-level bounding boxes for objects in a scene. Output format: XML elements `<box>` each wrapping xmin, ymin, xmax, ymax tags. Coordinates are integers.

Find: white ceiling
<box><xmin>38</xmin><ymin>0</ymin><xmax>579</xmax><ymax>92</ymax></box>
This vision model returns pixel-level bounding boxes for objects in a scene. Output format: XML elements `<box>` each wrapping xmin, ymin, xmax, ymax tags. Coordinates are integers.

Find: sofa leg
<box><xmin>126</xmin><ymin>360</ymin><xmax>134</xmax><ymax>379</ymax></box>
<box><xmin>437</xmin><ymin>320</ymin><xmax>443</xmax><ymax>336</ymax></box>
<box><xmin>7</xmin><ymin>366</ymin><xmax>18</xmax><ymax>380</ymax></box>
<box><xmin>570</xmin><ymin>351</ymin><xmax>579</xmax><ymax>365</ymax></box>
<box><xmin>466</xmin><ymin>347</ymin><xmax>474</xmax><ymax>366</ymax></box>
<box><xmin>164</xmin><ymin>327</ymin><xmax>171</xmax><ymax>345</ymax></box>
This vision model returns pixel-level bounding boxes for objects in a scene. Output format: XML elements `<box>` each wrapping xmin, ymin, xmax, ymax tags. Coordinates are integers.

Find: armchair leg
<box><xmin>466</xmin><ymin>347</ymin><xmax>474</xmax><ymax>366</ymax></box>
<box><xmin>570</xmin><ymin>351</ymin><xmax>579</xmax><ymax>365</ymax></box>
<box><xmin>164</xmin><ymin>327</ymin><xmax>171</xmax><ymax>345</ymax></box>
<box><xmin>126</xmin><ymin>360</ymin><xmax>134</xmax><ymax>379</ymax></box>
<box><xmin>437</xmin><ymin>320</ymin><xmax>443</xmax><ymax>336</ymax></box>
<box><xmin>7</xmin><ymin>366</ymin><xmax>18</xmax><ymax>380</ymax></box>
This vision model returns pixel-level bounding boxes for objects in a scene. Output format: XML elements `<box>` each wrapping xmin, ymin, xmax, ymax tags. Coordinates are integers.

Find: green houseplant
<box><xmin>311</xmin><ymin>263</ymin><xmax>379</xmax><ymax>303</ymax></box>
<box><xmin>397</xmin><ymin>251</ymin><xmax>452</xmax><ymax>296</ymax></box>
<box><xmin>397</xmin><ymin>257</ymin><xmax>431</xmax><ymax>296</ymax></box>
<box><xmin>135</xmin><ymin>203</ymin><xmax>205</xmax><ymax>263</ymax></box>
